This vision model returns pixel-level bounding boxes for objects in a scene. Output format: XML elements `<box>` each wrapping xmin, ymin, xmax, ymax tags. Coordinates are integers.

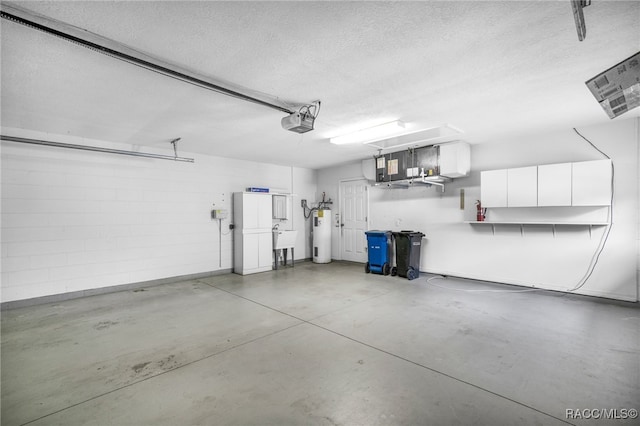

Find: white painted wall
<box><xmin>317</xmin><ymin>119</ymin><xmax>639</xmax><ymax>302</ymax></box>
<box><xmin>2</xmin><ymin>119</ymin><xmax>636</xmax><ymax>303</ymax></box>
<box><xmin>1</xmin><ymin>129</ymin><xmax>317</xmax><ymax>303</ymax></box>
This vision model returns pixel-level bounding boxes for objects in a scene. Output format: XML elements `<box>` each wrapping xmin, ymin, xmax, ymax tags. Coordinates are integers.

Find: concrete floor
<box><xmin>1</xmin><ymin>261</ymin><xmax>638</xmax><ymax>426</ymax></box>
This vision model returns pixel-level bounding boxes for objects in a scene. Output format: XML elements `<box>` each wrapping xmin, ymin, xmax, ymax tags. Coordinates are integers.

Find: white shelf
<box><xmin>375</xmin><ymin>176</ymin><xmax>452</xmax><ymax>192</ymax></box>
<box><xmin>464</xmin><ymin>221</ymin><xmax>609</xmax><ymax>226</ymax></box>
<box><xmin>465</xmin><ymin>221</ymin><xmax>609</xmax><ymax>237</ymax></box>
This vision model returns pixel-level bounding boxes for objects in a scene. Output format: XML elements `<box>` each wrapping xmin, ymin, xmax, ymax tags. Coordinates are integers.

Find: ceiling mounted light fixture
<box><xmin>330</xmin><ymin>120</ymin><xmax>405</xmax><ymax>145</ymax></box>
<box><xmin>364</xmin><ymin>124</ymin><xmax>463</xmax><ymax>150</ymax></box>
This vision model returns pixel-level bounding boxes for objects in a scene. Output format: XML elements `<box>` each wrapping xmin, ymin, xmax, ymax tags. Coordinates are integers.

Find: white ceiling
<box><xmin>1</xmin><ymin>1</ymin><xmax>639</xmax><ymax>169</ymax></box>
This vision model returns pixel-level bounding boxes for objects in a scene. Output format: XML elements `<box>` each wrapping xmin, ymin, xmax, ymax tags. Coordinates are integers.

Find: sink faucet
<box><xmin>272</xmin><ymin>224</ymin><xmax>280</xmax><ymax>231</ymax></box>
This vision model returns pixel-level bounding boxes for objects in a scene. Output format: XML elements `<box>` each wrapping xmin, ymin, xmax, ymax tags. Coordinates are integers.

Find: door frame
<box><xmin>338</xmin><ymin>178</ymin><xmax>370</xmax><ymax>262</ymax></box>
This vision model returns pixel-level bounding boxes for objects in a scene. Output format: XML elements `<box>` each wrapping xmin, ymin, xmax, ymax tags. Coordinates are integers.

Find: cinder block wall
<box><xmin>1</xmin><ymin>131</ymin><xmax>317</xmax><ymax>303</ymax></box>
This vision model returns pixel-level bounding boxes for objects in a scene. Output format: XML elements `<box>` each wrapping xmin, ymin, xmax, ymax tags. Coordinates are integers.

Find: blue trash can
<box><xmin>364</xmin><ymin>230</ymin><xmax>392</xmax><ymax>275</ymax></box>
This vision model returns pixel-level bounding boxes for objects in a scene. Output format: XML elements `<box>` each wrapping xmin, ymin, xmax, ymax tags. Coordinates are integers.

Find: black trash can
<box><xmin>392</xmin><ymin>231</ymin><xmax>425</xmax><ymax>280</ymax></box>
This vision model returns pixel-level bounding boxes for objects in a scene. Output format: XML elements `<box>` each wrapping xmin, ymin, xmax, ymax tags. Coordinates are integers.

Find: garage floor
<box><xmin>2</xmin><ymin>261</ymin><xmax>639</xmax><ymax>425</ymax></box>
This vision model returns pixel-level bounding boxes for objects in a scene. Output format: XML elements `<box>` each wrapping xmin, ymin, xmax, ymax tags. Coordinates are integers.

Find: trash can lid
<box><xmin>393</xmin><ymin>231</ymin><xmax>425</xmax><ymax>237</ymax></box>
<box><xmin>365</xmin><ymin>230</ymin><xmax>393</xmax><ymax>236</ymax></box>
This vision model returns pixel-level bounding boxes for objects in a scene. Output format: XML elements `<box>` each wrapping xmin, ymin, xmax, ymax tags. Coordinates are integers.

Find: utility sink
<box><xmin>273</xmin><ymin>230</ymin><xmax>297</xmax><ymax>250</ymax></box>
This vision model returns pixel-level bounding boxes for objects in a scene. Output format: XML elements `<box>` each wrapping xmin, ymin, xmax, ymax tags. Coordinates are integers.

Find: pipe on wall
<box><xmin>1</xmin><ymin>135</ymin><xmax>195</xmax><ymax>163</ymax></box>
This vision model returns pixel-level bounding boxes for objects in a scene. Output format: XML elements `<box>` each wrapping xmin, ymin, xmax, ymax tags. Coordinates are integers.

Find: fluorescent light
<box><xmin>364</xmin><ymin>124</ymin><xmax>463</xmax><ymax>150</ymax></box>
<box><xmin>330</xmin><ymin>121</ymin><xmax>405</xmax><ymax>145</ymax></box>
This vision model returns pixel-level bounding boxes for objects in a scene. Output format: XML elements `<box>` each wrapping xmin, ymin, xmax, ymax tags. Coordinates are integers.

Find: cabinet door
<box><xmin>538</xmin><ymin>163</ymin><xmax>572</xmax><ymax>206</ymax></box>
<box><xmin>242</xmin><ymin>194</ymin><xmax>260</xmax><ymax>229</ymax></box>
<box><xmin>242</xmin><ymin>233</ymin><xmax>260</xmax><ymax>270</ymax></box>
<box><xmin>481</xmin><ymin>169</ymin><xmax>508</xmax><ymax>207</ymax></box>
<box><xmin>241</xmin><ymin>193</ymin><xmax>273</xmax><ymax>230</ymax></box>
<box><xmin>572</xmin><ymin>159</ymin><xmax>612</xmax><ymax>206</ymax></box>
<box><xmin>258</xmin><ymin>232</ymin><xmax>273</xmax><ymax>269</ymax></box>
<box><xmin>507</xmin><ymin>166</ymin><xmax>537</xmax><ymax>207</ymax></box>
<box><xmin>257</xmin><ymin>194</ymin><xmax>273</xmax><ymax>229</ymax></box>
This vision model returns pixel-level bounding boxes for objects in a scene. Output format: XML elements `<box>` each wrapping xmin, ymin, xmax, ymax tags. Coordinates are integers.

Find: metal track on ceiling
<box><xmin>0</xmin><ymin>2</ymin><xmax>296</xmax><ymax>115</ymax></box>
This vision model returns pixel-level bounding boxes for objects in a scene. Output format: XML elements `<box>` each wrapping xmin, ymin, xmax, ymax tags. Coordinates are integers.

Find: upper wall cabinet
<box><xmin>480</xmin><ymin>159</ymin><xmax>612</xmax><ymax>209</ymax></box>
<box><xmin>572</xmin><ymin>159</ymin><xmax>612</xmax><ymax>206</ymax></box>
<box><xmin>481</xmin><ymin>169</ymin><xmax>508</xmax><ymax>207</ymax></box>
<box><xmin>507</xmin><ymin>166</ymin><xmax>537</xmax><ymax>207</ymax></box>
<box><xmin>538</xmin><ymin>163</ymin><xmax>572</xmax><ymax>206</ymax></box>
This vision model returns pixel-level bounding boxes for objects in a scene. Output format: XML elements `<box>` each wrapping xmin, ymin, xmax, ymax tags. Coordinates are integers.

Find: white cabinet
<box><xmin>242</xmin><ymin>233</ymin><xmax>261</xmax><ymax>271</ymax></box>
<box><xmin>239</xmin><ymin>193</ymin><xmax>272</xmax><ymax>229</ymax></box>
<box><xmin>233</xmin><ymin>192</ymin><xmax>273</xmax><ymax>275</ymax></box>
<box><xmin>538</xmin><ymin>163</ymin><xmax>572</xmax><ymax>206</ymax></box>
<box><xmin>477</xmin><ymin>160</ymin><xmax>612</xmax><ymax>227</ymax></box>
<box><xmin>241</xmin><ymin>232</ymin><xmax>273</xmax><ymax>271</ymax></box>
<box><xmin>481</xmin><ymin>160</ymin><xmax>612</xmax><ymax>209</ymax></box>
<box><xmin>507</xmin><ymin>166</ymin><xmax>537</xmax><ymax>207</ymax></box>
<box><xmin>572</xmin><ymin>159</ymin><xmax>612</xmax><ymax>206</ymax></box>
<box><xmin>439</xmin><ymin>141</ymin><xmax>471</xmax><ymax>178</ymax></box>
<box><xmin>481</xmin><ymin>169</ymin><xmax>508</xmax><ymax>207</ymax></box>
<box><xmin>482</xmin><ymin>168</ymin><xmax>537</xmax><ymax>208</ymax></box>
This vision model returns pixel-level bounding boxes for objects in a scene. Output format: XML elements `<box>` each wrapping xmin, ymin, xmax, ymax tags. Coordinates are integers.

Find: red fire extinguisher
<box><xmin>476</xmin><ymin>200</ymin><xmax>486</xmax><ymax>222</ymax></box>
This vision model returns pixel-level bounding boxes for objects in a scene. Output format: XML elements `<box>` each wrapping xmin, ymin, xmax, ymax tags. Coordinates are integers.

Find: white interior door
<box><xmin>340</xmin><ymin>179</ymin><xmax>369</xmax><ymax>263</ymax></box>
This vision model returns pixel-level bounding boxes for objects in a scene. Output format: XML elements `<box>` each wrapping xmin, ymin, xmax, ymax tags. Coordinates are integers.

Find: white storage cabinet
<box><xmin>233</xmin><ymin>192</ymin><xmax>273</xmax><ymax>275</ymax></box>
<box><xmin>538</xmin><ymin>163</ymin><xmax>572</xmax><ymax>207</ymax></box>
<box><xmin>572</xmin><ymin>159</ymin><xmax>612</xmax><ymax>206</ymax></box>
<box><xmin>507</xmin><ymin>166</ymin><xmax>538</xmax><ymax>207</ymax></box>
<box><xmin>480</xmin><ymin>169</ymin><xmax>508</xmax><ymax>207</ymax></box>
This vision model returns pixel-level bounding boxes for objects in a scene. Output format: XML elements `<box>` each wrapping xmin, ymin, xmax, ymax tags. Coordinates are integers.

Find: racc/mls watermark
<box><xmin>566</xmin><ymin>408</ymin><xmax>638</xmax><ymax>420</ymax></box>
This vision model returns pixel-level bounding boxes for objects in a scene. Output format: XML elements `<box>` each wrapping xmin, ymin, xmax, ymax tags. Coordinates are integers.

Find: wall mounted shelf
<box><xmin>375</xmin><ymin>176</ymin><xmax>452</xmax><ymax>192</ymax></box>
<box><xmin>465</xmin><ymin>221</ymin><xmax>610</xmax><ymax>237</ymax></box>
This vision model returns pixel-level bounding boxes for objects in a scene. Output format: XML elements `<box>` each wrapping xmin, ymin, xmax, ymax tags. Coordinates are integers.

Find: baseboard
<box><xmin>1</xmin><ymin>269</ymin><xmax>233</xmax><ymax>311</ymax></box>
<box><xmin>423</xmin><ymin>268</ymin><xmax>639</xmax><ymax>304</ymax></box>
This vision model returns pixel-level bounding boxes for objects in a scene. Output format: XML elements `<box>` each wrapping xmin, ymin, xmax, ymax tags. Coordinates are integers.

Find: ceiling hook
<box><xmin>170</xmin><ymin>137</ymin><xmax>181</xmax><ymax>159</ymax></box>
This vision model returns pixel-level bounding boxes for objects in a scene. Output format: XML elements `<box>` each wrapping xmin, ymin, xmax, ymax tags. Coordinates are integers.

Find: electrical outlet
<box><xmin>301</xmin><ymin>199</ymin><xmax>306</xmax><ymax>207</ymax></box>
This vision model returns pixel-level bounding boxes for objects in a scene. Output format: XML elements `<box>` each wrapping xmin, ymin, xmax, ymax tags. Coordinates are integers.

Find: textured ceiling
<box><xmin>1</xmin><ymin>1</ymin><xmax>639</xmax><ymax>169</ymax></box>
